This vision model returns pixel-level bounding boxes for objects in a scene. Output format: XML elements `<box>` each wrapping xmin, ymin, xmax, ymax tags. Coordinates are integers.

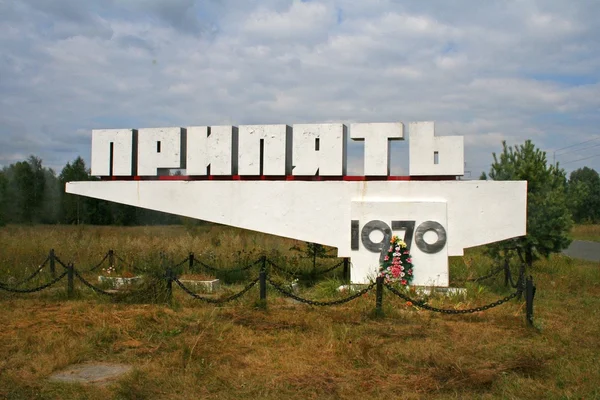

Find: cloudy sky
<box><xmin>1</xmin><ymin>0</ymin><xmax>599</xmax><ymax>177</ymax></box>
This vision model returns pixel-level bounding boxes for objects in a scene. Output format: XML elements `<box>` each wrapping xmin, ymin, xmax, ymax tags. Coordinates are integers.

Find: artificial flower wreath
<box><xmin>379</xmin><ymin>235</ymin><xmax>414</xmax><ymax>286</ymax></box>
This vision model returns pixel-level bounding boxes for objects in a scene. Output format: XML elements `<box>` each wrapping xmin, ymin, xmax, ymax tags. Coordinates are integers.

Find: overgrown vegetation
<box><xmin>0</xmin><ymin>225</ymin><xmax>599</xmax><ymax>399</ymax></box>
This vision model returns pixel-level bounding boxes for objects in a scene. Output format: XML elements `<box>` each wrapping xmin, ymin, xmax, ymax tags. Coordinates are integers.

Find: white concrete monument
<box><xmin>67</xmin><ymin>122</ymin><xmax>527</xmax><ymax>285</ymax></box>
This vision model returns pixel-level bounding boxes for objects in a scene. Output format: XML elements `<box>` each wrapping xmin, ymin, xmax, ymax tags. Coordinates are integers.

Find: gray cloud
<box><xmin>1</xmin><ymin>0</ymin><xmax>599</xmax><ymax>175</ymax></box>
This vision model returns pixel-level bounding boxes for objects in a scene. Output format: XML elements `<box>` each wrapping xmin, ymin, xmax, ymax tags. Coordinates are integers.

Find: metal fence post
<box><xmin>343</xmin><ymin>258</ymin><xmax>350</xmax><ymax>282</ymax></box>
<box><xmin>526</xmin><ymin>275</ymin><xmax>536</xmax><ymax>327</ymax></box>
<box><xmin>67</xmin><ymin>263</ymin><xmax>74</xmax><ymax>298</ymax></box>
<box><xmin>49</xmin><ymin>249</ymin><xmax>56</xmax><ymax>278</ymax></box>
<box><xmin>189</xmin><ymin>252</ymin><xmax>195</xmax><ymax>271</ymax></box>
<box><xmin>375</xmin><ymin>276</ymin><xmax>384</xmax><ymax>316</ymax></box>
<box><xmin>165</xmin><ymin>267</ymin><xmax>173</xmax><ymax>303</ymax></box>
<box><xmin>259</xmin><ymin>256</ymin><xmax>267</xmax><ymax>301</ymax></box>
<box><xmin>517</xmin><ymin>264</ymin><xmax>525</xmax><ymax>300</ymax></box>
<box><xmin>108</xmin><ymin>250</ymin><xmax>115</xmax><ymax>268</ymax></box>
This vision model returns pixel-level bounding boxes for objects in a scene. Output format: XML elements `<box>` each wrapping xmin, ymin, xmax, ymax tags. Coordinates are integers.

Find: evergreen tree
<box><xmin>568</xmin><ymin>167</ymin><xmax>600</xmax><ymax>223</ymax></box>
<box><xmin>484</xmin><ymin>140</ymin><xmax>572</xmax><ymax>266</ymax></box>
<box><xmin>28</xmin><ymin>156</ymin><xmax>47</xmax><ymax>220</ymax></box>
<box><xmin>41</xmin><ymin>168</ymin><xmax>60</xmax><ymax>224</ymax></box>
<box><xmin>59</xmin><ymin>156</ymin><xmax>93</xmax><ymax>224</ymax></box>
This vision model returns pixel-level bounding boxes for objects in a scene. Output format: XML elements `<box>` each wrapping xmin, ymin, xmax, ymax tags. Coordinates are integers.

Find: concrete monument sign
<box><xmin>67</xmin><ymin>122</ymin><xmax>527</xmax><ymax>285</ymax></box>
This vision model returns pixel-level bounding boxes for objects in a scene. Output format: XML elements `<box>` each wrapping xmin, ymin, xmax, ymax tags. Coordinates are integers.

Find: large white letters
<box><xmin>89</xmin><ymin>122</ymin><xmax>465</xmax><ymax>178</ymax></box>
<box><xmin>137</xmin><ymin>128</ymin><xmax>184</xmax><ymax>176</ymax></box>
<box><xmin>292</xmin><ymin>124</ymin><xmax>347</xmax><ymax>176</ymax></box>
<box><xmin>409</xmin><ymin>122</ymin><xmax>464</xmax><ymax>176</ymax></box>
<box><xmin>350</xmin><ymin>123</ymin><xmax>404</xmax><ymax>176</ymax></box>
<box><xmin>186</xmin><ymin>126</ymin><xmax>238</xmax><ymax>175</ymax></box>
<box><xmin>91</xmin><ymin>129</ymin><xmax>135</xmax><ymax>176</ymax></box>
<box><xmin>238</xmin><ymin>125</ymin><xmax>292</xmax><ymax>175</ymax></box>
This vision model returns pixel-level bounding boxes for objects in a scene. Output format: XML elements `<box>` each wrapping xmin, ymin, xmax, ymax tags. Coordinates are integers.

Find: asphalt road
<box><xmin>562</xmin><ymin>240</ymin><xmax>600</xmax><ymax>262</ymax></box>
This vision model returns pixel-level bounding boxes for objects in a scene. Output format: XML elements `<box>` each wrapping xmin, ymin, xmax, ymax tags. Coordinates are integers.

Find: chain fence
<box><xmin>464</xmin><ymin>264</ymin><xmax>506</xmax><ymax>282</ymax></box>
<box><xmin>174</xmin><ymin>276</ymin><xmax>260</xmax><ymax>304</ymax></box>
<box><xmin>196</xmin><ymin>258</ymin><xmax>263</xmax><ymax>273</ymax></box>
<box><xmin>384</xmin><ymin>282</ymin><xmax>522</xmax><ymax>314</ymax></box>
<box><xmin>266</xmin><ymin>258</ymin><xmax>345</xmax><ymax>278</ymax></box>
<box><xmin>113</xmin><ymin>252</ymin><xmax>128</xmax><ymax>265</ymax></box>
<box><xmin>0</xmin><ymin>270</ymin><xmax>68</xmax><ymax>294</ymax></box>
<box><xmin>0</xmin><ymin>249</ymin><xmax>537</xmax><ymax>325</ymax></box>
<box><xmin>267</xmin><ymin>277</ymin><xmax>375</xmax><ymax>306</ymax></box>
<box><xmin>170</xmin><ymin>256</ymin><xmax>191</xmax><ymax>270</ymax></box>
<box><xmin>53</xmin><ymin>256</ymin><xmax>69</xmax><ymax>269</ymax></box>
<box><xmin>87</xmin><ymin>252</ymin><xmax>110</xmax><ymax>272</ymax></box>
<box><xmin>72</xmin><ymin>268</ymin><xmax>117</xmax><ymax>296</ymax></box>
<box><xmin>0</xmin><ymin>255</ymin><xmax>50</xmax><ymax>288</ymax></box>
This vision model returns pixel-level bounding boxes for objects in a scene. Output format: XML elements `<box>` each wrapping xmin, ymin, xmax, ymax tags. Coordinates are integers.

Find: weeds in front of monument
<box><xmin>0</xmin><ymin>225</ymin><xmax>599</xmax><ymax>398</ymax></box>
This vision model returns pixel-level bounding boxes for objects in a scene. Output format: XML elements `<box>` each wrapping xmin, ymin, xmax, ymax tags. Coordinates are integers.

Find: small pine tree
<box><xmin>485</xmin><ymin>140</ymin><xmax>572</xmax><ymax>266</ymax></box>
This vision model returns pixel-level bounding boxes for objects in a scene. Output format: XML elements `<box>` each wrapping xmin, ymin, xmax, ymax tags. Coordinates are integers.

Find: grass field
<box><xmin>571</xmin><ymin>224</ymin><xmax>600</xmax><ymax>243</ymax></box>
<box><xmin>1</xmin><ymin>225</ymin><xmax>599</xmax><ymax>399</ymax></box>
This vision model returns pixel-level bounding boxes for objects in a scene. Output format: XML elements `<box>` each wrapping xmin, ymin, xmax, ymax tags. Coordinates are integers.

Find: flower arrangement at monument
<box><xmin>98</xmin><ymin>264</ymin><xmax>139</xmax><ymax>289</ymax></box>
<box><xmin>379</xmin><ymin>235</ymin><xmax>414</xmax><ymax>286</ymax></box>
<box><xmin>101</xmin><ymin>265</ymin><xmax>135</xmax><ymax>278</ymax></box>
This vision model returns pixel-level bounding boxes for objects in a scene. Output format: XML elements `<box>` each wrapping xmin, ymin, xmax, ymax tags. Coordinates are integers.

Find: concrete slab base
<box><xmin>337</xmin><ymin>284</ymin><xmax>467</xmax><ymax>297</ymax></box>
<box><xmin>178</xmin><ymin>278</ymin><xmax>220</xmax><ymax>293</ymax></box>
<box><xmin>49</xmin><ymin>362</ymin><xmax>132</xmax><ymax>386</ymax></box>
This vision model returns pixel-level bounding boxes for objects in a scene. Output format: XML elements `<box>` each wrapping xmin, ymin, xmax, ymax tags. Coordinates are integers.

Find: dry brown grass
<box><xmin>0</xmin><ymin>225</ymin><xmax>599</xmax><ymax>399</ymax></box>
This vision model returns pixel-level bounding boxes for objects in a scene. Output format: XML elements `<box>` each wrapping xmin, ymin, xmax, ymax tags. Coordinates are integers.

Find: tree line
<box><xmin>0</xmin><ymin>156</ymin><xmax>180</xmax><ymax>226</ymax></box>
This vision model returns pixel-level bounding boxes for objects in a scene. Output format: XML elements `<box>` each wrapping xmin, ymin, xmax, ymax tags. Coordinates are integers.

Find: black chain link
<box><xmin>197</xmin><ymin>258</ymin><xmax>263</xmax><ymax>273</ymax></box>
<box><xmin>0</xmin><ymin>270</ymin><xmax>68</xmax><ymax>293</ymax></box>
<box><xmin>88</xmin><ymin>252</ymin><xmax>110</xmax><ymax>272</ymax></box>
<box><xmin>267</xmin><ymin>277</ymin><xmax>375</xmax><ymax>306</ymax></box>
<box><xmin>384</xmin><ymin>282</ymin><xmax>523</xmax><ymax>314</ymax></box>
<box><xmin>0</xmin><ymin>256</ymin><xmax>50</xmax><ymax>288</ymax></box>
<box><xmin>171</xmin><ymin>257</ymin><xmax>190</xmax><ymax>269</ymax></box>
<box><xmin>465</xmin><ymin>264</ymin><xmax>506</xmax><ymax>282</ymax></box>
<box><xmin>506</xmin><ymin>264</ymin><xmax>525</xmax><ymax>289</ymax></box>
<box><xmin>113</xmin><ymin>252</ymin><xmax>127</xmax><ymax>264</ymax></box>
<box><xmin>54</xmin><ymin>256</ymin><xmax>69</xmax><ymax>269</ymax></box>
<box><xmin>174</xmin><ymin>276</ymin><xmax>259</xmax><ymax>303</ymax></box>
<box><xmin>266</xmin><ymin>259</ymin><xmax>344</xmax><ymax>277</ymax></box>
<box><xmin>72</xmin><ymin>269</ymin><xmax>116</xmax><ymax>296</ymax></box>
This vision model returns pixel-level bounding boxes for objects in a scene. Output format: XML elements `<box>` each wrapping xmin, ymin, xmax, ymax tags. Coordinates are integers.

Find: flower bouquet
<box><xmin>98</xmin><ymin>265</ymin><xmax>140</xmax><ymax>289</ymax></box>
<box><xmin>379</xmin><ymin>235</ymin><xmax>414</xmax><ymax>286</ymax></box>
